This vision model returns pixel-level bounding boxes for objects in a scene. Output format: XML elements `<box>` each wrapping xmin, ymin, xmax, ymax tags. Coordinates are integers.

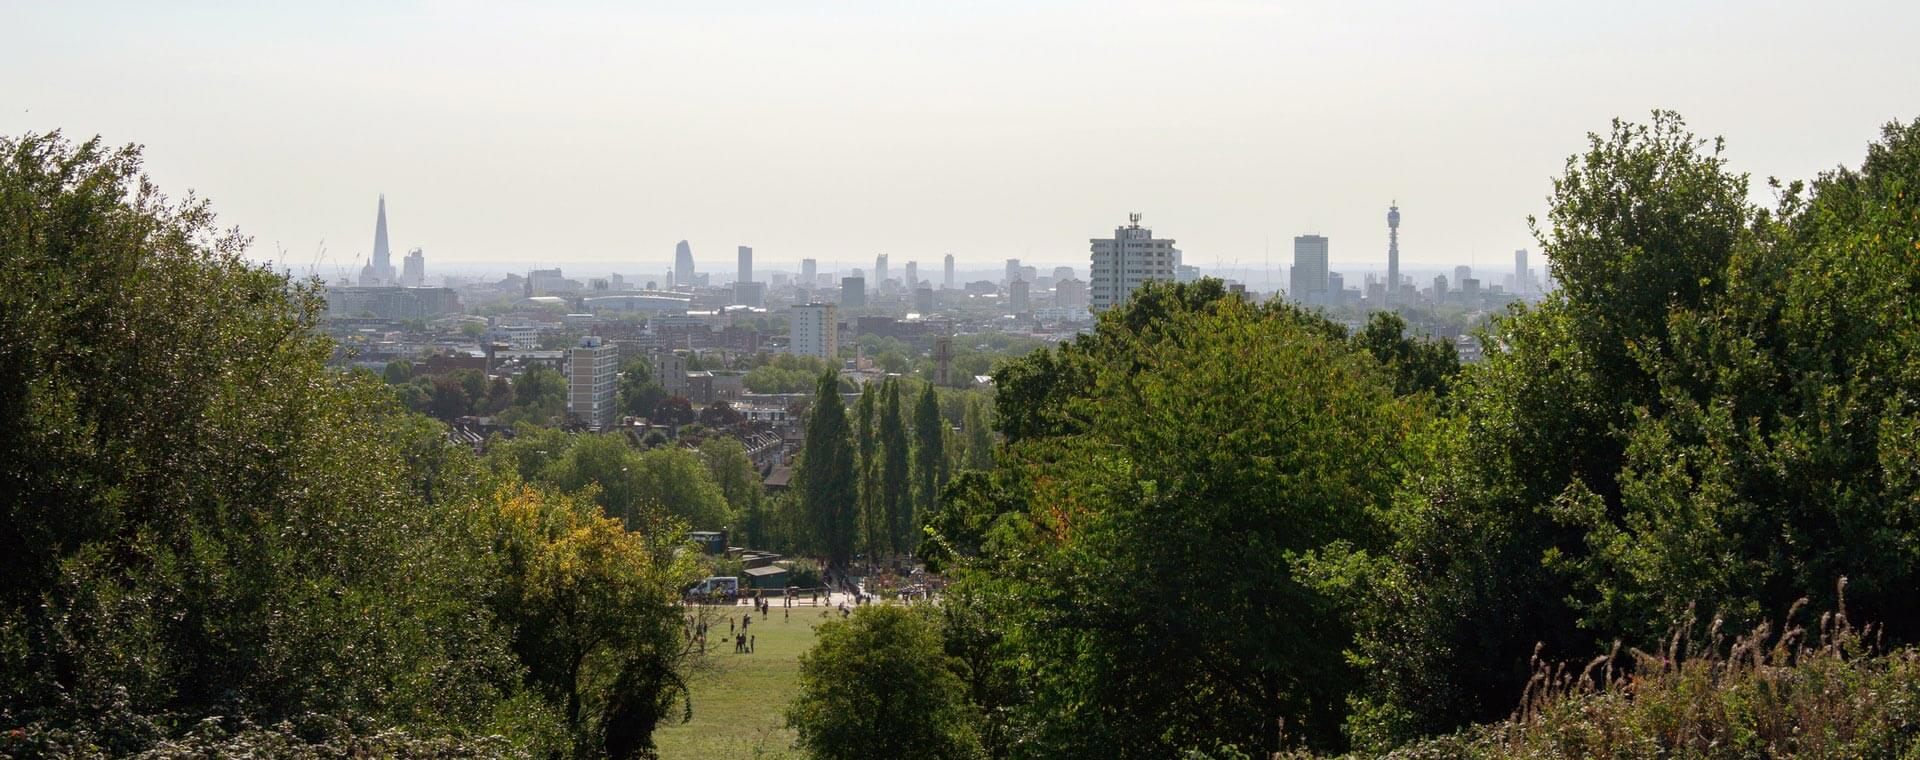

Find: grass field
<box><xmin>654</xmin><ymin>603</ymin><xmax>839</xmax><ymax>760</ymax></box>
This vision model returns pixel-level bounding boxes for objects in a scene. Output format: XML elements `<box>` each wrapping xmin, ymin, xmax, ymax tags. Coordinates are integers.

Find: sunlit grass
<box><xmin>655</xmin><ymin>603</ymin><xmax>843</xmax><ymax>760</ymax></box>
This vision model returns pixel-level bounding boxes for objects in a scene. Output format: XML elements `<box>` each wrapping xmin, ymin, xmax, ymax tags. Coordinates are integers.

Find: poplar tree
<box><xmin>797</xmin><ymin>371</ymin><xmax>857</xmax><ymax>569</ymax></box>
<box><xmin>879</xmin><ymin>380</ymin><xmax>912</xmax><ymax>554</ymax></box>
<box><xmin>913</xmin><ymin>383</ymin><xmax>946</xmax><ymax>527</ymax></box>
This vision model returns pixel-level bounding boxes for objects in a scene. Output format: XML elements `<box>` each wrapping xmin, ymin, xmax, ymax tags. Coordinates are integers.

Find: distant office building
<box><xmin>526</xmin><ymin>268</ymin><xmax>570</xmax><ymax>297</ymax></box>
<box><xmin>943</xmin><ymin>254</ymin><xmax>956</xmax><ymax>289</ymax></box>
<box><xmin>674</xmin><ymin>240</ymin><xmax>696</xmax><ymax>287</ymax></box>
<box><xmin>1052</xmin><ymin>266</ymin><xmax>1075</xmax><ymax>282</ymax></box>
<box><xmin>323</xmin><ymin>285</ymin><xmax>460</xmax><ymax>319</ymax></box>
<box><xmin>1055</xmin><ymin>277</ymin><xmax>1087</xmax><ymax>309</ymax></box>
<box><xmin>790</xmin><ymin>303</ymin><xmax>838</xmax><ymax>360</ymax></box>
<box><xmin>903</xmin><ymin>261</ymin><xmax>918</xmax><ymax>289</ymax></box>
<box><xmin>1009</xmin><ymin>279</ymin><xmax>1030</xmax><ymax>312</ymax></box>
<box><xmin>840</xmin><ymin>276</ymin><xmax>866</xmax><ymax>309</ymax></box>
<box><xmin>1514</xmin><ymin>249</ymin><xmax>1530</xmax><ymax>295</ymax></box>
<box><xmin>1455</xmin><ymin>265</ymin><xmax>1472</xmax><ymax>285</ymax></box>
<box><xmin>1434</xmin><ymin>275</ymin><xmax>1449</xmax><ymax>299</ymax></box>
<box><xmin>1290</xmin><ymin>235</ymin><xmax>1330</xmax><ymax>305</ymax></box>
<box><xmin>1004</xmin><ymin>258</ymin><xmax>1021</xmax><ymax>286</ymax></box>
<box><xmin>1386</xmin><ymin>202</ymin><xmax>1401</xmax><ymax>304</ymax></box>
<box><xmin>401</xmin><ymin>246</ymin><xmax>425</xmax><ymax>286</ymax></box>
<box><xmin>1461</xmin><ymin>277</ymin><xmax>1482</xmax><ymax>297</ymax></box>
<box><xmin>568</xmin><ymin>336</ymin><xmax>619</xmax><ymax>431</ymax></box>
<box><xmin>1089</xmin><ymin>213</ymin><xmax>1176</xmax><ymax>313</ymax></box>
<box><xmin>1327</xmin><ymin>272</ymin><xmax>1345</xmax><ymax>306</ymax></box>
<box><xmin>733</xmin><ymin>281</ymin><xmax>765</xmax><ymax>308</ymax></box>
<box><xmin>738</xmin><ymin>245</ymin><xmax>753</xmax><ymax>285</ymax></box>
<box><xmin>874</xmin><ymin>254</ymin><xmax>889</xmax><ymax>289</ymax></box>
<box><xmin>914</xmin><ymin>287</ymin><xmax>934</xmax><ymax>313</ymax></box>
<box><xmin>801</xmin><ymin>258</ymin><xmax>818</xmax><ymax>287</ymax></box>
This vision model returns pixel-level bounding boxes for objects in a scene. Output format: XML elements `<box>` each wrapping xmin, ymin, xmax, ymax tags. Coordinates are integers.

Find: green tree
<box><xmin>1351</xmin><ymin>311</ymin><xmax>1460</xmax><ymax>398</ymax></box>
<box><xmin>797</xmin><ymin>371</ymin><xmax>859</xmax><ymax>569</ymax></box>
<box><xmin>962</xmin><ymin>396</ymin><xmax>993</xmax><ymax>470</ymax></box>
<box><xmin>701</xmin><ymin>437</ymin><xmax>769</xmax><ymax>548</ymax></box>
<box><xmin>383</xmin><ymin>359</ymin><xmax>413</xmax><ymax>384</ymax></box>
<box><xmin>0</xmin><ymin>133</ymin><xmax>517</xmax><ymax>745</ymax></box>
<box><xmin>619</xmin><ymin>357</ymin><xmax>668</xmax><ymax>418</ymax></box>
<box><xmin>879</xmin><ymin>380</ymin><xmax>912</xmax><ymax>554</ymax></box>
<box><xmin>512</xmin><ymin>364</ymin><xmax>568</xmax><ymax>423</ymax></box>
<box><xmin>913</xmin><ymin>383</ymin><xmax>947</xmax><ymax>531</ymax></box>
<box><xmin>951</xmin><ymin>286</ymin><xmax>1412</xmax><ymax>755</ymax></box>
<box><xmin>786</xmin><ymin>605</ymin><xmax>980</xmax><ymax>760</ymax></box>
<box><xmin>1342</xmin><ymin>111</ymin><xmax>1763</xmax><ymax>746</ymax></box>
<box><xmin>856</xmin><ymin>382</ymin><xmax>881</xmax><ymax>557</ymax></box>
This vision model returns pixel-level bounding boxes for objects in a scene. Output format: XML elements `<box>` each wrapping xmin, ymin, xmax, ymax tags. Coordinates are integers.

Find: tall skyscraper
<box><xmin>1089</xmin><ymin>213</ymin><xmax>1176</xmax><ymax>313</ymax></box>
<box><xmin>1514</xmin><ymin>249</ymin><xmax>1529</xmax><ymax>295</ymax></box>
<box><xmin>1455</xmin><ymin>265</ymin><xmax>1472</xmax><ymax>285</ymax></box>
<box><xmin>1009</xmin><ymin>279</ymin><xmax>1030</xmax><ymax>312</ymax></box>
<box><xmin>738</xmin><ymin>245</ymin><xmax>753</xmax><ymax>285</ymax></box>
<box><xmin>401</xmin><ymin>246</ymin><xmax>425</xmax><ymax>286</ymax></box>
<box><xmin>1004</xmin><ymin>258</ymin><xmax>1021</xmax><ymax>286</ymax></box>
<box><xmin>674</xmin><ymin>240</ymin><xmax>696</xmax><ymax>287</ymax></box>
<box><xmin>874</xmin><ymin>254</ymin><xmax>889</xmax><ymax>288</ymax></box>
<box><xmin>358</xmin><ymin>194</ymin><xmax>397</xmax><ymax>286</ymax></box>
<box><xmin>567</xmin><ymin>336</ymin><xmax>619</xmax><ymax>431</ymax></box>
<box><xmin>789</xmin><ymin>303</ymin><xmax>838</xmax><ymax>360</ymax></box>
<box><xmin>943</xmin><ymin>254</ymin><xmax>955</xmax><ymax>289</ymax></box>
<box><xmin>904</xmin><ymin>261</ymin><xmax>918</xmax><ymax>289</ymax></box>
<box><xmin>801</xmin><ymin>258</ymin><xmax>818</xmax><ymax>287</ymax></box>
<box><xmin>1290</xmin><ymin>235</ymin><xmax>1330</xmax><ymax>304</ymax></box>
<box><xmin>1386</xmin><ymin>202</ymin><xmax>1401</xmax><ymax>303</ymax></box>
<box><xmin>840</xmin><ymin>276</ymin><xmax>866</xmax><ymax>308</ymax></box>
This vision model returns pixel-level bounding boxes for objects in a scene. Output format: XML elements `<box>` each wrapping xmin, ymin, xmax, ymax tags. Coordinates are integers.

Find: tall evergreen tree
<box><xmin>913</xmin><ymin>383</ymin><xmax>946</xmax><ymax>529</ymax></box>
<box><xmin>880</xmin><ymin>380</ymin><xmax>912</xmax><ymax>554</ymax></box>
<box><xmin>797</xmin><ymin>371</ymin><xmax>858</xmax><ymax>569</ymax></box>
<box><xmin>963</xmin><ymin>396</ymin><xmax>993</xmax><ymax>470</ymax></box>
<box><xmin>856</xmin><ymin>382</ymin><xmax>880</xmax><ymax>561</ymax></box>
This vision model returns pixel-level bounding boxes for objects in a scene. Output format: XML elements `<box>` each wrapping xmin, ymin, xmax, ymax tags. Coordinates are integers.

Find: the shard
<box><xmin>358</xmin><ymin>195</ymin><xmax>398</xmax><ymax>285</ymax></box>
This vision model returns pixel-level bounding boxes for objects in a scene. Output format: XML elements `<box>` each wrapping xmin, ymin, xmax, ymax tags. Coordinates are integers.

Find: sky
<box><xmin>5</xmin><ymin>0</ymin><xmax>1916</xmax><ymax>282</ymax></box>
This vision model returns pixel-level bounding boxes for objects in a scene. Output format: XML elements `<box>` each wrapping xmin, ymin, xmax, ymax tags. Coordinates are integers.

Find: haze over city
<box><xmin>7</xmin><ymin>0</ymin><xmax>1915</xmax><ymax>277</ymax></box>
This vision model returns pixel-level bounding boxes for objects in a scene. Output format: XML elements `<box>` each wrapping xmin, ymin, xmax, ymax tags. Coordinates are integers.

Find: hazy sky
<box><xmin>7</xmin><ymin>1</ymin><xmax>1916</xmax><ymax>279</ymax></box>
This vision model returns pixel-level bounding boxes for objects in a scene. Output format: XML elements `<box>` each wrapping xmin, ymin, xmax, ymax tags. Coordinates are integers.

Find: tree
<box><xmin>856</xmin><ymin>382</ymin><xmax>881</xmax><ymax>558</ymax></box>
<box><xmin>619</xmin><ymin>357</ymin><xmax>668</xmax><ymax>418</ymax></box>
<box><xmin>512</xmin><ymin>365</ymin><xmax>568</xmax><ymax>423</ymax></box>
<box><xmin>698</xmin><ymin>400</ymin><xmax>742</xmax><ymax>428</ymax></box>
<box><xmin>382</xmin><ymin>359</ymin><xmax>413</xmax><ymax>384</ymax></box>
<box><xmin>950</xmin><ymin>288</ymin><xmax>1413</xmax><ymax>755</ymax></box>
<box><xmin>629</xmin><ymin>446</ymin><xmax>733</xmax><ymax>530</ymax></box>
<box><xmin>962</xmin><ymin>396</ymin><xmax>993</xmax><ymax>470</ymax></box>
<box><xmin>651</xmin><ymin>396</ymin><xmax>696</xmax><ymax>427</ymax></box>
<box><xmin>879</xmin><ymin>380</ymin><xmax>912</xmax><ymax>554</ymax></box>
<box><xmin>1342</xmin><ymin>111</ymin><xmax>1764</xmax><ymax>746</ymax></box>
<box><xmin>786</xmin><ymin>606</ymin><xmax>980</xmax><ymax>760</ymax></box>
<box><xmin>0</xmin><ymin>133</ymin><xmax>519</xmax><ymax>745</ymax></box>
<box><xmin>701</xmin><ymin>437</ymin><xmax>768</xmax><ymax>548</ymax></box>
<box><xmin>1351</xmin><ymin>311</ymin><xmax>1460</xmax><ymax>398</ymax></box>
<box><xmin>487</xmin><ymin>484</ymin><xmax>696</xmax><ymax>756</ymax></box>
<box><xmin>429</xmin><ymin>375</ymin><xmax>473</xmax><ymax>420</ymax></box>
<box><xmin>913</xmin><ymin>383</ymin><xmax>947</xmax><ymax>532</ymax></box>
<box><xmin>797</xmin><ymin>371</ymin><xmax>859</xmax><ymax>569</ymax></box>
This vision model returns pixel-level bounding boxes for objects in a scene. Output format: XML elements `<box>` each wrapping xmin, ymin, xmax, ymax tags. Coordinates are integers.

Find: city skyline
<box><xmin>7</xmin><ymin>2</ymin><xmax>1913</xmax><ymax>275</ymax></box>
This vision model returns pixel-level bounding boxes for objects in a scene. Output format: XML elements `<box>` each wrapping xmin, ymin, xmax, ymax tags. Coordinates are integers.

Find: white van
<box><xmin>686</xmin><ymin>576</ymin><xmax>740</xmax><ymax>601</ymax></box>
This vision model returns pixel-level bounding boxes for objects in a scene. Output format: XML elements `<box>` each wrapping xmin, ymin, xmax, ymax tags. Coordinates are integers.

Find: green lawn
<box><xmin>655</xmin><ymin>603</ymin><xmax>839</xmax><ymax>760</ymax></box>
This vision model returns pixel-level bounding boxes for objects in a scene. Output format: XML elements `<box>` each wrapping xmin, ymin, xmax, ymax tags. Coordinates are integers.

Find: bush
<box><xmin>1301</xmin><ymin>593</ymin><xmax>1920</xmax><ymax>759</ymax></box>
